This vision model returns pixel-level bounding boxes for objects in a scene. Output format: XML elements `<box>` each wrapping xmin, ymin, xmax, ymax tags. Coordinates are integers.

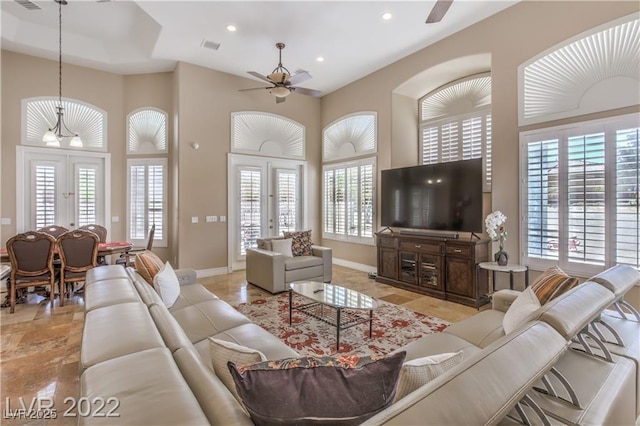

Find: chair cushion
<box><xmin>283</xmin><ymin>230</ymin><xmax>313</xmax><ymax>257</ymax></box>
<box><xmin>135</xmin><ymin>250</ymin><xmax>164</xmax><ymax>284</ymax></box>
<box><xmin>271</xmin><ymin>239</ymin><xmax>293</xmax><ymax>257</ymax></box>
<box><xmin>394</xmin><ymin>351</ymin><xmax>463</xmax><ymax>402</ymax></box>
<box><xmin>530</xmin><ymin>265</ymin><xmax>580</xmax><ymax>304</ymax></box>
<box><xmin>284</xmin><ymin>255</ymin><xmax>323</xmax><ymax>271</ymax></box>
<box><xmin>502</xmin><ymin>287</ymin><xmax>541</xmax><ymax>334</ymax></box>
<box><xmin>229</xmin><ymin>352</ymin><xmax>406</xmax><ymax>426</ymax></box>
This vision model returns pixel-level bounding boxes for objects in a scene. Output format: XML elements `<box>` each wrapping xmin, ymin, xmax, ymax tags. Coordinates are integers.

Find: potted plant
<box><xmin>485</xmin><ymin>210</ymin><xmax>508</xmax><ymax>266</ymax></box>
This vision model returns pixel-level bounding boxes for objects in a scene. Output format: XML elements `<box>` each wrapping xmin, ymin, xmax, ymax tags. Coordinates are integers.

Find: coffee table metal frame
<box><xmin>288</xmin><ymin>281</ymin><xmax>377</xmax><ymax>351</ymax></box>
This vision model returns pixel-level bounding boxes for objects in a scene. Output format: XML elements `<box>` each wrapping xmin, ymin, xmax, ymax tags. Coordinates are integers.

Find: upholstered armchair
<box><xmin>246</xmin><ymin>236</ymin><xmax>332</xmax><ymax>294</ymax></box>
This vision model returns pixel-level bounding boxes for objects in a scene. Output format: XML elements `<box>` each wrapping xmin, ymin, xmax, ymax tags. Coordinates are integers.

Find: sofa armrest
<box><xmin>175</xmin><ymin>268</ymin><xmax>197</xmax><ymax>286</ymax></box>
<box><xmin>492</xmin><ymin>289</ymin><xmax>521</xmax><ymax>313</ymax></box>
<box><xmin>311</xmin><ymin>245</ymin><xmax>332</xmax><ymax>283</ymax></box>
<box><xmin>246</xmin><ymin>248</ymin><xmax>286</xmax><ymax>293</ymax></box>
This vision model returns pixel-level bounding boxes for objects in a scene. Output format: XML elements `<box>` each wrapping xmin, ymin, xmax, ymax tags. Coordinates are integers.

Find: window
<box><xmin>127</xmin><ymin>158</ymin><xmax>167</xmax><ymax>247</ymax></box>
<box><xmin>420</xmin><ymin>74</ymin><xmax>492</xmax><ymax>190</ymax></box>
<box><xmin>521</xmin><ymin>114</ymin><xmax>639</xmax><ymax>276</ymax></box>
<box><xmin>231</xmin><ymin>112</ymin><xmax>305</xmax><ymax>159</ymax></box>
<box><xmin>323</xmin><ymin>157</ymin><xmax>376</xmax><ymax>244</ymax></box>
<box><xmin>238</xmin><ymin>167</ymin><xmax>262</xmax><ymax>256</ymax></box>
<box><xmin>127</xmin><ymin>108</ymin><xmax>168</xmax><ymax>154</ymax></box>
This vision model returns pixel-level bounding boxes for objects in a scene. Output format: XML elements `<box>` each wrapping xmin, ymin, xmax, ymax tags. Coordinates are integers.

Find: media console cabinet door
<box><xmin>378</xmin><ymin>247</ymin><xmax>397</xmax><ymax>279</ymax></box>
<box><xmin>445</xmin><ymin>256</ymin><xmax>475</xmax><ymax>298</ymax></box>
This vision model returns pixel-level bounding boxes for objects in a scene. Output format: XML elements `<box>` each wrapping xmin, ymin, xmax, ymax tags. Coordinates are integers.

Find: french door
<box><xmin>17</xmin><ymin>146</ymin><xmax>110</xmax><ymax>233</ymax></box>
<box><xmin>228</xmin><ymin>154</ymin><xmax>306</xmax><ymax>270</ymax></box>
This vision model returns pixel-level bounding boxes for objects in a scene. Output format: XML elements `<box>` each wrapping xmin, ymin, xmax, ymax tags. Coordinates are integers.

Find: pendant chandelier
<box><xmin>42</xmin><ymin>0</ymin><xmax>82</xmax><ymax>148</ymax></box>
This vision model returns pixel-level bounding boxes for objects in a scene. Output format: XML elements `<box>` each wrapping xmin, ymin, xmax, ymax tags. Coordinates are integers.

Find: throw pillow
<box><xmin>283</xmin><ymin>230</ymin><xmax>313</xmax><ymax>257</ymax></box>
<box><xmin>270</xmin><ymin>238</ymin><xmax>293</xmax><ymax>258</ymax></box>
<box><xmin>394</xmin><ymin>351</ymin><xmax>463</xmax><ymax>402</ymax></box>
<box><xmin>135</xmin><ymin>250</ymin><xmax>164</xmax><ymax>285</ymax></box>
<box><xmin>530</xmin><ymin>265</ymin><xmax>580</xmax><ymax>305</ymax></box>
<box><xmin>228</xmin><ymin>351</ymin><xmax>406</xmax><ymax>426</ymax></box>
<box><xmin>152</xmin><ymin>261</ymin><xmax>181</xmax><ymax>308</ymax></box>
<box><xmin>502</xmin><ymin>287</ymin><xmax>541</xmax><ymax>334</ymax></box>
<box><xmin>209</xmin><ymin>337</ymin><xmax>267</xmax><ymax>407</ymax></box>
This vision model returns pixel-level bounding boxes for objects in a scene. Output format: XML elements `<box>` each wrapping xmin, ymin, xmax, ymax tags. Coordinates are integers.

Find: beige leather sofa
<box><xmin>79</xmin><ymin>265</ymin><xmax>638</xmax><ymax>425</ymax></box>
<box><xmin>245</xmin><ymin>236</ymin><xmax>332</xmax><ymax>293</ymax></box>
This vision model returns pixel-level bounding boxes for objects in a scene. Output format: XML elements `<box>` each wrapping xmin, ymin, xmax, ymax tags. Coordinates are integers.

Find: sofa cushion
<box><xmin>84</xmin><ymin>277</ymin><xmax>141</xmax><ymax>312</ymax></box>
<box><xmin>207</xmin><ymin>323</ymin><xmax>299</xmax><ymax>361</ymax></box>
<box><xmin>591</xmin><ymin>264</ymin><xmax>640</xmax><ymax>299</ymax></box>
<box><xmin>228</xmin><ymin>352</ymin><xmax>406</xmax><ymax>426</ymax></box>
<box><xmin>135</xmin><ymin>250</ymin><xmax>164</xmax><ymax>284</ymax></box>
<box><xmin>284</xmin><ymin>255</ymin><xmax>323</xmax><ymax>271</ymax></box>
<box><xmin>502</xmin><ymin>287</ymin><xmax>541</xmax><ymax>334</ymax></box>
<box><xmin>530</xmin><ymin>265</ymin><xmax>580</xmax><ymax>304</ymax></box>
<box><xmin>395</xmin><ymin>331</ymin><xmax>482</xmax><ymax>362</ymax></box>
<box><xmin>209</xmin><ymin>337</ymin><xmax>267</xmax><ymax>406</ymax></box>
<box><xmin>283</xmin><ymin>230</ymin><xmax>313</xmax><ymax>257</ymax></box>
<box><xmin>444</xmin><ymin>309</ymin><xmax>506</xmax><ymax>349</ymax></box>
<box><xmin>153</xmin><ymin>262</ymin><xmax>181</xmax><ymax>308</ymax></box>
<box><xmin>170</xmin><ymin>299</ymin><xmax>253</xmax><ymax>344</ymax></box>
<box><xmin>271</xmin><ymin>238</ymin><xmax>293</xmax><ymax>257</ymax></box>
<box><xmin>394</xmin><ymin>351</ymin><xmax>463</xmax><ymax>402</ymax></box>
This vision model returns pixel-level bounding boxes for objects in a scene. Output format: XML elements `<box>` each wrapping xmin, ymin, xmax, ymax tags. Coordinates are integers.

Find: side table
<box><xmin>478</xmin><ymin>262</ymin><xmax>529</xmax><ymax>292</ymax></box>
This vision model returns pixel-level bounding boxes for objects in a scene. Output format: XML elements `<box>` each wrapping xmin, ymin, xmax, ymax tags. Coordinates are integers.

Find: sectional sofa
<box><xmin>79</xmin><ymin>264</ymin><xmax>639</xmax><ymax>425</ymax></box>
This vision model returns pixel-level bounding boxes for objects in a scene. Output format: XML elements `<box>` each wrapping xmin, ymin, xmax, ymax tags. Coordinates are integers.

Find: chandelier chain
<box><xmin>58</xmin><ymin>0</ymin><xmax>62</xmax><ymax>106</ymax></box>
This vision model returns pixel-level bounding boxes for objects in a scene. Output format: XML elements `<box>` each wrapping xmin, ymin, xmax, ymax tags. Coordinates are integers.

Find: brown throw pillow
<box><xmin>283</xmin><ymin>230</ymin><xmax>313</xmax><ymax>257</ymax></box>
<box><xmin>134</xmin><ymin>250</ymin><xmax>164</xmax><ymax>285</ymax></box>
<box><xmin>228</xmin><ymin>351</ymin><xmax>406</xmax><ymax>426</ymax></box>
<box><xmin>530</xmin><ymin>265</ymin><xmax>580</xmax><ymax>304</ymax></box>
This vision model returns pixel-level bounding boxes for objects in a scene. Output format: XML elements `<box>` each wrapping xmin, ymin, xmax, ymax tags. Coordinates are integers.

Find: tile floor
<box><xmin>0</xmin><ymin>265</ymin><xmax>477</xmax><ymax>424</ymax></box>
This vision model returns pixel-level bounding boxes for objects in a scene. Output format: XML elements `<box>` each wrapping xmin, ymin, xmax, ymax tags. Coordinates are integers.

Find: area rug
<box><xmin>233</xmin><ymin>293</ymin><xmax>450</xmax><ymax>357</ymax></box>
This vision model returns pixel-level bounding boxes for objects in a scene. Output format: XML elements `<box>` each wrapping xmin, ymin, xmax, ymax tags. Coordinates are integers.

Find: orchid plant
<box><xmin>485</xmin><ymin>210</ymin><xmax>507</xmax><ymax>252</ymax></box>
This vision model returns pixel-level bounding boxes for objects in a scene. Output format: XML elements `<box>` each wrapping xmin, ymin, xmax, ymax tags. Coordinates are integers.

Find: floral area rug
<box><xmin>233</xmin><ymin>293</ymin><xmax>450</xmax><ymax>357</ymax></box>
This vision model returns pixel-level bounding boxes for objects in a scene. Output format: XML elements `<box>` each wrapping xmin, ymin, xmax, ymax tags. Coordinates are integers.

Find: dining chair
<box><xmin>38</xmin><ymin>225</ymin><xmax>69</xmax><ymax>239</ymax></box>
<box><xmin>116</xmin><ymin>223</ymin><xmax>155</xmax><ymax>267</ymax></box>
<box><xmin>79</xmin><ymin>224</ymin><xmax>108</xmax><ymax>264</ymax></box>
<box><xmin>57</xmin><ymin>229</ymin><xmax>99</xmax><ymax>301</ymax></box>
<box><xmin>6</xmin><ymin>231</ymin><xmax>57</xmax><ymax>314</ymax></box>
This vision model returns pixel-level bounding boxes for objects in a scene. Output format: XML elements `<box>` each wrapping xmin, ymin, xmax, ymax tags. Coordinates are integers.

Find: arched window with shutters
<box><xmin>419</xmin><ymin>73</ymin><xmax>492</xmax><ymax>191</ymax></box>
<box><xmin>127</xmin><ymin>107</ymin><xmax>168</xmax><ymax>154</ymax></box>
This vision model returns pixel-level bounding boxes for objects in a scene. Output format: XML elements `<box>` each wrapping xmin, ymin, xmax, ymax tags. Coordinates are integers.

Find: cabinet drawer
<box><xmin>399</xmin><ymin>241</ymin><xmax>441</xmax><ymax>254</ymax></box>
<box><xmin>378</xmin><ymin>237</ymin><xmax>396</xmax><ymax>248</ymax></box>
<box><xmin>446</xmin><ymin>245</ymin><xmax>472</xmax><ymax>258</ymax></box>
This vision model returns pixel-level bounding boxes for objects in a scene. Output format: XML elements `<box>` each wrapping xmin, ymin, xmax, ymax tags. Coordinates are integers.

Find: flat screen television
<box><xmin>380</xmin><ymin>158</ymin><xmax>483</xmax><ymax>233</ymax></box>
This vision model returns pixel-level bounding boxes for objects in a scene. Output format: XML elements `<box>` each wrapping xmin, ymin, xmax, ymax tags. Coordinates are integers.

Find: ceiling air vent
<box><xmin>201</xmin><ymin>39</ymin><xmax>221</xmax><ymax>51</ymax></box>
<box><xmin>14</xmin><ymin>0</ymin><xmax>41</xmax><ymax>10</ymax></box>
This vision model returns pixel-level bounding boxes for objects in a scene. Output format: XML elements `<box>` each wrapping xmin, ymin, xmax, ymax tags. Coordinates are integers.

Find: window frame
<box><xmin>322</xmin><ymin>156</ymin><xmax>376</xmax><ymax>245</ymax></box>
<box><xmin>519</xmin><ymin>113</ymin><xmax>640</xmax><ymax>277</ymax></box>
<box><xmin>126</xmin><ymin>157</ymin><xmax>168</xmax><ymax>248</ymax></box>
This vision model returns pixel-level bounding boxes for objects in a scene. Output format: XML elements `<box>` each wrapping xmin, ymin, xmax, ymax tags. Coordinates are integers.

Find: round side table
<box><xmin>478</xmin><ymin>262</ymin><xmax>529</xmax><ymax>291</ymax></box>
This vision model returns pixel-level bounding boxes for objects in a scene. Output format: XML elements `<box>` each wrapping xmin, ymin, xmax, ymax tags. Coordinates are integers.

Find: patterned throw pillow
<box><xmin>228</xmin><ymin>352</ymin><xmax>406</xmax><ymax>425</ymax></box>
<box><xmin>393</xmin><ymin>351</ymin><xmax>463</xmax><ymax>402</ymax></box>
<box><xmin>530</xmin><ymin>265</ymin><xmax>580</xmax><ymax>305</ymax></box>
<box><xmin>134</xmin><ymin>250</ymin><xmax>164</xmax><ymax>285</ymax></box>
<box><xmin>283</xmin><ymin>230</ymin><xmax>313</xmax><ymax>257</ymax></box>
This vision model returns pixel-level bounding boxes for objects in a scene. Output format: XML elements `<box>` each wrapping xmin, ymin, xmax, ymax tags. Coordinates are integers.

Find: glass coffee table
<box><xmin>289</xmin><ymin>281</ymin><xmax>378</xmax><ymax>351</ymax></box>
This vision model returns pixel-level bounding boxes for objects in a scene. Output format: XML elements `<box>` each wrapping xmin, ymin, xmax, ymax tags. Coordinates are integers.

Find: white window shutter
<box><xmin>76</xmin><ymin>167</ymin><xmax>97</xmax><ymax>227</ymax></box>
<box><xmin>34</xmin><ymin>164</ymin><xmax>57</xmax><ymax>229</ymax></box>
<box><xmin>615</xmin><ymin>127</ymin><xmax>639</xmax><ymax>268</ymax></box>
<box><xmin>239</xmin><ymin>168</ymin><xmax>262</xmax><ymax>255</ymax></box>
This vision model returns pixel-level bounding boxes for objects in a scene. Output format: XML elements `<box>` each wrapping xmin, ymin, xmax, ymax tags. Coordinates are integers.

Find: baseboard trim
<box><xmin>196</xmin><ymin>267</ymin><xmax>232</xmax><ymax>278</ymax></box>
<box><xmin>333</xmin><ymin>258</ymin><xmax>376</xmax><ymax>274</ymax></box>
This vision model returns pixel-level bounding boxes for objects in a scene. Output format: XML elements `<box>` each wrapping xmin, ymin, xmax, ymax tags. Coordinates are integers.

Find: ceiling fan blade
<box><xmin>425</xmin><ymin>0</ymin><xmax>453</xmax><ymax>23</ymax></box>
<box><xmin>239</xmin><ymin>86</ymin><xmax>272</xmax><ymax>92</ymax></box>
<box><xmin>288</xmin><ymin>71</ymin><xmax>312</xmax><ymax>85</ymax></box>
<box><xmin>247</xmin><ymin>71</ymin><xmax>273</xmax><ymax>84</ymax></box>
<box><xmin>291</xmin><ymin>87</ymin><xmax>322</xmax><ymax>97</ymax></box>
<box><xmin>276</xmin><ymin>96</ymin><xmax>286</xmax><ymax>104</ymax></box>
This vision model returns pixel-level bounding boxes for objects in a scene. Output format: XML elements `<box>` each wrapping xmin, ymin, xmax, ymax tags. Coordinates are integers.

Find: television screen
<box><xmin>380</xmin><ymin>158</ymin><xmax>483</xmax><ymax>233</ymax></box>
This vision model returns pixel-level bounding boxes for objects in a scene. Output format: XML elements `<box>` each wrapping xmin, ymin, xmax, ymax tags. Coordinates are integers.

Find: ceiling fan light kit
<box><xmin>241</xmin><ymin>42</ymin><xmax>321</xmax><ymax>103</ymax></box>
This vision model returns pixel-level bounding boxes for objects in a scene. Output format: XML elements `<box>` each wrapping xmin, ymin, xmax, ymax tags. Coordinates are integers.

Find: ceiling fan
<box><xmin>425</xmin><ymin>0</ymin><xmax>453</xmax><ymax>23</ymax></box>
<box><xmin>240</xmin><ymin>43</ymin><xmax>321</xmax><ymax>103</ymax></box>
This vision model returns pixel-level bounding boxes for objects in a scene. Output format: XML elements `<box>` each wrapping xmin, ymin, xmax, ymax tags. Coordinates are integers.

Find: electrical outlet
<box><xmin>206</xmin><ymin>215</ymin><xmax>218</xmax><ymax>223</ymax></box>
<box><xmin>111</xmin><ymin>216</ymin><xmax>120</xmax><ymax>223</ymax></box>
<box><xmin>0</xmin><ymin>218</ymin><xmax>11</xmax><ymax>225</ymax></box>
<box><xmin>220</xmin><ymin>216</ymin><xmax>226</xmax><ymax>223</ymax></box>
<box><xmin>191</xmin><ymin>216</ymin><xmax>199</xmax><ymax>224</ymax></box>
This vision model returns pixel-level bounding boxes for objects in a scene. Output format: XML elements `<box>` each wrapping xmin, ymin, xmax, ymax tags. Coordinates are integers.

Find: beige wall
<box><xmin>320</xmin><ymin>0</ymin><xmax>640</xmax><ymax>268</ymax></box>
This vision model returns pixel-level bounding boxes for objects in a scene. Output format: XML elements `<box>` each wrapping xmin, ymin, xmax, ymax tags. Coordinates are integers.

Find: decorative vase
<box><xmin>495</xmin><ymin>250</ymin><xmax>509</xmax><ymax>266</ymax></box>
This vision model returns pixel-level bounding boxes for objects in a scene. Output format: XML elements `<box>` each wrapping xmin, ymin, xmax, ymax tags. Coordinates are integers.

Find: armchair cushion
<box><xmin>283</xmin><ymin>230</ymin><xmax>313</xmax><ymax>257</ymax></box>
<box><xmin>284</xmin><ymin>256</ymin><xmax>323</xmax><ymax>271</ymax></box>
<box><xmin>270</xmin><ymin>239</ymin><xmax>293</xmax><ymax>258</ymax></box>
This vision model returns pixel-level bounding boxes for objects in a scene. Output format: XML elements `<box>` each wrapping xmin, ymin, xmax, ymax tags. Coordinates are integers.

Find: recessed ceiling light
<box><xmin>316</xmin><ymin>57</ymin><xmax>324</xmax><ymax>62</ymax></box>
<box><xmin>226</xmin><ymin>24</ymin><xmax>237</xmax><ymax>32</ymax></box>
<box><xmin>382</xmin><ymin>12</ymin><xmax>392</xmax><ymax>20</ymax></box>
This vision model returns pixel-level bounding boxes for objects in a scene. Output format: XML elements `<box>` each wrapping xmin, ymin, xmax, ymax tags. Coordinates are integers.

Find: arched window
<box><xmin>323</xmin><ymin>112</ymin><xmax>376</xmax><ymax>162</ymax></box>
<box><xmin>419</xmin><ymin>73</ymin><xmax>492</xmax><ymax>191</ymax></box>
<box><xmin>23</xmin><ymin>97</ymin><xmax>107</xmax><ymax>151</ymax></box>
<box><xmin>231</xmin><ymin>112</ymin><xmax>305</xmax><ymax>159</ymax></box>
<box><xmin>127</xmin><ymin>108</ymin><xmax>168</xmax><ymax>154</ymax></box>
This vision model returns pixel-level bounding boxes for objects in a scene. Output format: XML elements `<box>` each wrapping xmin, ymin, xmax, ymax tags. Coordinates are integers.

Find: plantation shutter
<box><xmin>485</xmin><ymin>115</ymin><xmax>492</xmax><ymax>189</ymax></box>
<box><xmin>421</xmin><ymin>126</ymin><xmax>438</xmax><ymax>164</ymax></box>
<box><xmin>35</xmin><ymin>164</ymin><xmax>57</xmax><ymax>229</ymax></box>
<box><xmin>334</xmin><ymin>169</ymin><xmax>346</xmax><ymax>235</ymax></box>
<box><xmin>462</xmin><ymin>117</ymin><xmax>482</xmax><ymax>160</ymax></box>
<box><xmin>567</xmin><ymin>133</ymin><xmax>606</xmax><ymax>266</ymax></box>
<box><xmin>360</xmin><ymin>163</ymin><xmax>374</xmax><ymax>238</ymax></box>
<box><xmin>276</xmin><ymin>169</ymin><xmax>297</xmax><ymax>234</ymax></box>
<box><xmin>346</xmin><ymin>166</ymin><xmax>359</xmax><ymax>237</ymax></box>
<box><xmin>239</xmin><ymin>168</ymin><xmax>262</xmax><ymax>256</ymax></box>
<box><xmin>148</xmin><ymin>164</ymin><xmax>165</xmax><ymax>241</ymax></box>
<box><xmin>526</xmin><ymin>140</ymin><xmax>560</xmax><ymax>261</ymax></box>
<box><xmin>440</xmin><ymin>122</ymin><xmax>459</xmax><ymax>162</ymax></box>
<box><xmin>128</xmin><ymin>159</ymin><xmax>167</xmax><ymax>247</ymax></box>
<box><xmin>76</xmin><ymin>166</ymin><xmax>97</xmax><ymax>227</ymax></box>
<box><xmin>615</xmin><ymin>127</ymin><xmax>640</xmax><ymax>268</ymax></box>
<box><xmin>324</xmin><ymin>170</ymin><xmax>335</xmax><ymax>235</ymax></box>
<box><xmin>129</xmin><ymin>165</ymin><xmax>147</xmax><ymax>240</ymax></box>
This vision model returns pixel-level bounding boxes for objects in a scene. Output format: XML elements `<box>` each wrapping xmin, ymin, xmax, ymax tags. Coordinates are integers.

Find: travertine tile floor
<box><xmin>0</xmin><ymin>265</ymin><xmax>476</xmax><ymax>424</ymax></box>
